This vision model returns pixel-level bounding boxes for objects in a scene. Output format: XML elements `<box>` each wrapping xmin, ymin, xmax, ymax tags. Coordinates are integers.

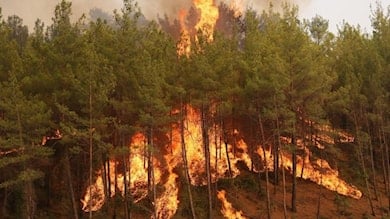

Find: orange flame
<box><xmin>252</xmin><ymin>142</ymin><xmax>362</xmax><ymax>199</ymax></box>
<box><xmin>154</xmin><ymin>125</ymin><xmax>182</xmax><ymax>219</ymax></box>
<box><xmin>217</xmin><ymin>190</ymin><xmax>248</xmax><ymax>219</ymax></box>
<box><xmin>193</xmin><ymin>0</ymin><xmax>219</xmax><ymax>41</ymax></box>
<box><xmin>177</xmin><ymin>0</ymin><xmax>219</xmax><ymax>55</ymax></box>
<box><xmin>82</xmin><ymin>106</ymin><xmax>362</xmax><ymax>217</ymax></box>
<box><xmin>180</xmin><ymin>107</ymin><xmax>250</xmax><ymax>185</ymax></box>
<box><xmin>81</xmin><ymin>133</ymin><xmax>162</xmax><ymax>212</ymax></box>
<box><xmin>177</xmin><ymin>9</ymin><xmax>191</xmax><ymax>56</ymax></box>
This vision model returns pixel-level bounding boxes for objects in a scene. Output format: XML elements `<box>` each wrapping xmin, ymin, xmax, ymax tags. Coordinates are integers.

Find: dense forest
<box><xmin>0</xmin><ymin>0</ymin><xmax>389</xmax><ymax>218</ymax></box>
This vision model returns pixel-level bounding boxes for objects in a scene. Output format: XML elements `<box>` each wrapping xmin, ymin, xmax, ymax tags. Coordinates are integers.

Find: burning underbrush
<box><xmin>81</xmin><ymin>105</ymin><xmax>362</xmax><ymax>218</ymax></box>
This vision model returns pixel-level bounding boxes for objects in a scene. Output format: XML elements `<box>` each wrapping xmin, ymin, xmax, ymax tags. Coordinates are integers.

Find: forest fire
<box><xmin>81</xmin><ymin>133</ymin><xmax>163</xmax><ymax>212</ymax></box>
<box><xmin>177</xmin><ymin>0</ymin><xmax>219</xmax><ymax>55</ymax></box>
<box><xmin>82</xmin><ymin>103</ymin><xmax>362</xmax><ymax>216</ymax></box>
<box><xmin>193</xmin><ymin>0</ymin><xmax>219</xmax><ymax>41</ymax></box>
<box><xmin>217</xmin><ymin>190</ymin><xmax>248</xmax><ymax>219</ymax></box>
<box><xmin>254</xmin><ymin>142</ymin><xmax>362</xmax><ymax>199</ymax></box>
<box><xmin>81</xmin><ymin>0</ymin><xmax>362</xmax><ymax>217</ymax></box>
<box><xmin>177</xmin><ymin>9</ymin><xmax>191</xmax><ymax>56</ymax></box>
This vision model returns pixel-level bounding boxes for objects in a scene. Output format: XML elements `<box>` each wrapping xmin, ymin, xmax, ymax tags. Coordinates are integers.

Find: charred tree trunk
<box><xmin>180</xmin><ymin>103</ymin><xmax>196</xmax><ymax>219</ymax></box>
<box><xmin>201</xmin><ymin>105</ymin><xmax>212</xmax><ymax>219</ymax></box>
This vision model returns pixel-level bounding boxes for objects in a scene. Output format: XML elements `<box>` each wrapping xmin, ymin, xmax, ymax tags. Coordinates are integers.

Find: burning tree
<box><xmin>2</xmin><ymin>0</ymin><xmax>390</xmax><ymax>218</ymax></box>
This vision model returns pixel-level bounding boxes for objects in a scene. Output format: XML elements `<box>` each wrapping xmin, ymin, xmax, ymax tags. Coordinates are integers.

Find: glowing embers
<box><xmin>217</xmin><ymin>190</ymin><xmax>248</xmax><ymax>219</ymax></box>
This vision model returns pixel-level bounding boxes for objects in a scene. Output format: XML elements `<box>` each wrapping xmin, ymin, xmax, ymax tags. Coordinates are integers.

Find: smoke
<box><xmin>0</xmin><ymin>0</ymin><xmax>122</xmax><ymax>30</ymax></box>
<box><xmin>0</xmin><ymin>0</ymin><xmax>310</xmax><ymax>30</ymax></box>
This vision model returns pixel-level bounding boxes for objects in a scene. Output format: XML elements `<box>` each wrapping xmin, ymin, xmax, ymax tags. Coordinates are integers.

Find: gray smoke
<box><xmin>0</xmin><ymin>0</ymin><xmax>309</xmax><ymax>30</ymax></box>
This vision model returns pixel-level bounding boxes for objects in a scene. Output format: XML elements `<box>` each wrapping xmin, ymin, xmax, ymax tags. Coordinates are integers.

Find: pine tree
<box><xmin>0</xmin><ymin>71</ymin><xmax>52</xmax><ymax>218</ymax></box>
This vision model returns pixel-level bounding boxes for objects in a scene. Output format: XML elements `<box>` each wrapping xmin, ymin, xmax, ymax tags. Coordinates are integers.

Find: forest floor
<box><xmin>119</xmin><ymin>168</ymin><xmax>389</xmax><ymax>219</ymax></box>
<box><xmin>217</xmin><ymin>172</ymin><xmax>389</xmax><ymax>219</ymax></box>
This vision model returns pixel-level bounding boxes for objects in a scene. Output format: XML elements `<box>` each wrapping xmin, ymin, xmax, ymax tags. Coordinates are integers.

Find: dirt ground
<box><xmin>222</xmin><ymin>173</ymin><xmax>389</xmax><ymax>219</ymax></box>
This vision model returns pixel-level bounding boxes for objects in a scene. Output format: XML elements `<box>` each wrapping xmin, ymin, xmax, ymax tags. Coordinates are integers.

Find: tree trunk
<box><xmin>128</xmin><ymin>139</ymin><xmax>132</xmax><ymax>219</ymax></box>
<box><xmin>274</xmin><ymin>95</ymin><xmax>287</xmax><ymax>218</ymax></box>
<box><xmin>214</xmin><ymin>123</ymin><xmax>218</xmax><ymax>176</ymax></box>
<box><xmin>291</xmin><ymin>135</ymin><xmax>297</xmax><ymax>213</ymax></box>
<box><xmin>113</xmin><ymin>158</ymin><xmax>118</xmax><ymax>218</ymax></box>
<box><xmin>201</xmin><ymin>105</ymin><xmax>212</xmax><ymax>219</ymax></box>
<box><xmin>180</xmin><ymin>103</ymin><xmax>196</xmax><ymax>219</ymax></box>
<box><xmin>65</xmin><ymin>148</ymin><xmax>79</xmax><ymax>219</ymax></box>
<box><xmin>222</xmin><ymin>113</ymin><xmax>232</xmax><ymax>178</ymax></box>
<box><xmin>123</xmin><ymin>154</ymin><xmax>129</xmax><ymax>219</ymax></box>
<box><xmin>281</xmin><ymin>152</ymin><xmax>288</xmax><ymax>219</ymax></box>
<box><xmin>1</xmin><ymin>188</ymin><xmax>8</xmax><ymax>218</ymax></box>
<box><xmin>147</xmin><ymin>127</ymin><xmax>157</xmax><ymax>219</ymax></box>
<box><xmin>225</xmin><ymin>141</ymin><xmax>232</xmax><ymax>178</ymax></box>
<box><xmin>258</xmin><ymin>113</ymin><xmax>271</xmax><ymax>219</ymax></box>
<box><xmin>274</xmin><ymin>137</ymin><xmax>279</xmax><ymax>187</ymax></box>
<box><xmin>353</xmin><ymin>113</ymin><xmax>375</xmax><ymax>216</ymax></box>
<box><xmin>365</xmin><ymin>114</ymin><xmax>379</xmax><ymax>201</ymax></box>
<box><xmin>316</xmin><ymin>152</ymin><xmax>323</xmax><ymax>219</ymax></box>
<box><xmin>107</xmin><ymin>157</ymin><xmax>111</xmax><ymax>198</ymax></box>
<box><xmin>25</xmin><ymin>180</ymin><xmax>35</xmax><ymax>219</ymax></box>
<box><xmin>102</xmin><ymin>156</ymin><xmax>108</xmax><ymax>201</ymax></box>
<box><xmin>379</xmin><ymin>114</ymin><xmax>390</xmax><ymax>211</ymax></box>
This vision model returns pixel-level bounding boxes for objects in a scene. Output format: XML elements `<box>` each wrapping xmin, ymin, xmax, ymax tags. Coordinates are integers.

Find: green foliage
<box><xmin>0</xmin><ymin>1</ymin><xmax>389</xmax><ymax>217</ymax></box>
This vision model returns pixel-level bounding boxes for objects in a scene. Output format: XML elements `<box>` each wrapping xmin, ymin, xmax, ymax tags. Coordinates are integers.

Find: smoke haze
<box><xmin>0</xmin><ymin>0</ymin><xmax>309</xmax><ymax>30</ymax></box>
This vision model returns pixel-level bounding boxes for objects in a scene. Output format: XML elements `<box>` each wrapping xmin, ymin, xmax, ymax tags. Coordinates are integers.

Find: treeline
<box><xmin>0</xmin><ymin>0</ymin><xmax>389</xmax><ymax>218</ymax></box>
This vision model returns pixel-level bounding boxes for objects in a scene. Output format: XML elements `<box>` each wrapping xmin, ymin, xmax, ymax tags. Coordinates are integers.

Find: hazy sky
<box><xmin>300</xmin><ymin>0</ymin><xmax>390</xmax><ymax>33</ymax></box>
<box><xmin>0</xmin><ymin>0</ymin><xmax>389</xmax><ymax>33</ymax></box>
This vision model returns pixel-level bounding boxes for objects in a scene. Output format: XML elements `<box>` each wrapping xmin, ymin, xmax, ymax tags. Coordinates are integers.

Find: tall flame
<box><xmin>177</xmin><ymin>0</ymin><xmax>219</xmax><ymax>55</ymax></box>
<box><xmin>193</xmin><ymin>0</ymin><xmax>219</xmax><ymax>41</ymax></box>
<box><xmin>82</xmin><ymin>106</ymin><xmax>362</xmax><ymax>217</ymax></box>
<box><xmin>81</xmin><ymin>133</ymin><xmax>162</xmax><ymax>212</ymax></box>
<box><xmin>177</xmin><ymin>9</ymin><xmax>191</xmax><ymax>56</ymax></box>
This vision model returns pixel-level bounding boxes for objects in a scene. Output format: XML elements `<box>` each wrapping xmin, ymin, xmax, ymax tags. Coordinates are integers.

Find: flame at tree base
<box><xmin>217</xmin><ymin>190</ymin><xmax>248</xmax><ymax>219</ymax></box>
<box><xmin>81</xmin><ymin>105</ymin><xmax>362</xmax><ymax>218</ymax></box>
